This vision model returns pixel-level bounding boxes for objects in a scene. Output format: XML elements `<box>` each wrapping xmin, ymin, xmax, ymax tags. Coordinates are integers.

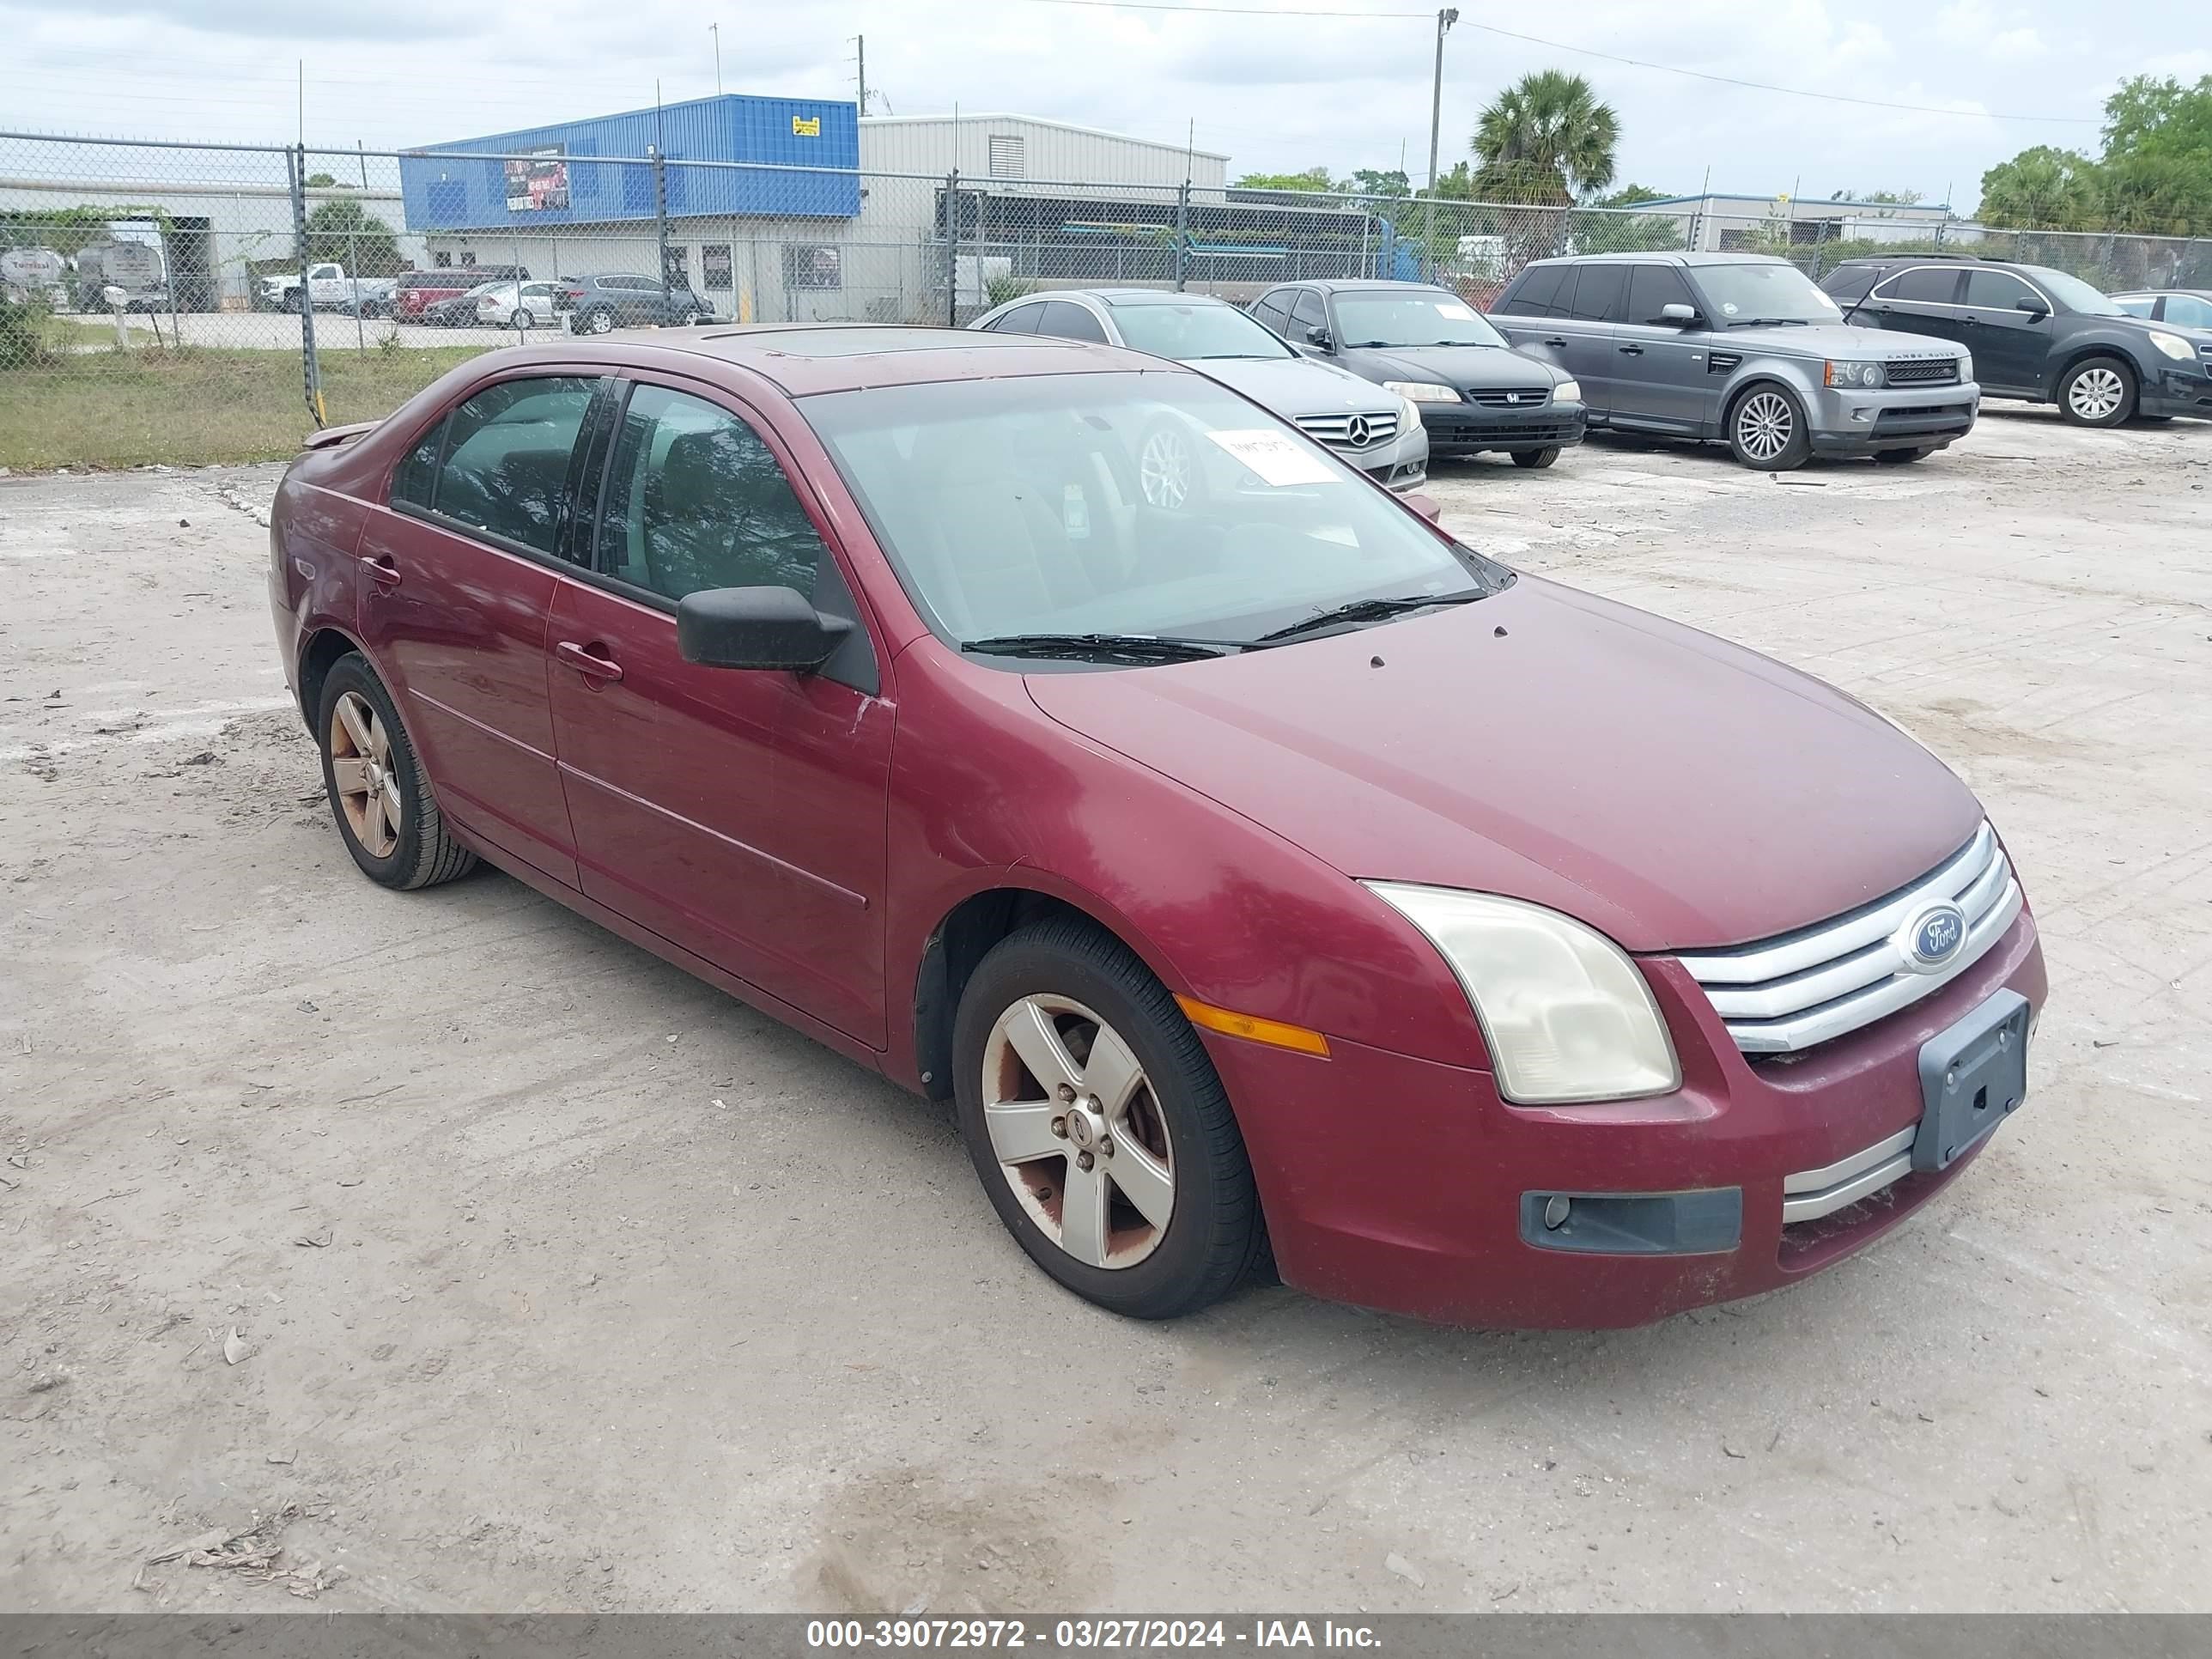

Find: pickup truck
<box><xmin>258</xmin><ymin>263</ymin><xmax>398</xmax><ymax>316</ymax></box>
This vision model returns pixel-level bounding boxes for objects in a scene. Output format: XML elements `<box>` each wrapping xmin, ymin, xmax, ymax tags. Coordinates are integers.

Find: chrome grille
<box><xmin>1676</xmin><ymin>823</ymin><xmax>2021</xmax><ymax>1055</ymax></box>
<box><xmin>1295</xmin><ymin>410</ymin><xmax>1399</xmax><ymax>450</ymax></box>
<box><xmin>1884</xmin><ymin>358</ymin><xmax>1960</xmax><ymax>386</ymax></box>
<box><xmin>1465</xmin><ymin>387</ymin><xmax>1551</xmax><ymax>408</ymax></box>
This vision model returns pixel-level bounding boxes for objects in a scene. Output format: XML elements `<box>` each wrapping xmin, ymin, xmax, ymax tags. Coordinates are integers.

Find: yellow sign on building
<box><xmin>792</xmin><ymin>115</ymin><xmax>821</xmax><ymax>137</ymax></box>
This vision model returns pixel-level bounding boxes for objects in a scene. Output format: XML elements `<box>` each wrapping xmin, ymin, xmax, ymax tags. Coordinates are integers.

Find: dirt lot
<box><xmin>3</xmin><ymin>412</ymin><xmax>2210</xmax><ymax>1615</ymax></box>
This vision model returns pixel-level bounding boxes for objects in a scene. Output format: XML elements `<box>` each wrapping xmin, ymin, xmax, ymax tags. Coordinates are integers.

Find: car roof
<box><xmin>2112</xmin><ymin>288</ymin><xmax>2212</xmax><ymax>299</ymax></box>
<box><xmin>477</xmin><ymin>324</ymin><xmax>1181</xmax><ymax>396</ymax></box>
<box><xmin>1293</xmin><ymin>279</ymin><xmax>1458</xmax><ymax>294</ymax></box>
<box><xmin>1516</xmin><ymin>252</ymin><xmax>1792</xmax><ymax>269</ymax></box>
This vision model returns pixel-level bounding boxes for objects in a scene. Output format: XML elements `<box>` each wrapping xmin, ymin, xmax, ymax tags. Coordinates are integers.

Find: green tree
<box><xmin>1589</xmin><ymin>183</ymin><xmax>1668</xmax><ymax>208</ymax></box>
<box><xmin>1978</xmin><ymin>145</ymin><xmax>2105</xmax><ymax>229</ymax></box>
<box><xmin>2101</xmin><ymin>74</ymin><xmax>2212</xmax><ymax>161</ymax></box>
<box><xmin>1343</xmin><ymin>167</ymin><xmax>1410</xmax><ymax>200</ymax></box>
<box><xmin>1231</xmin><ymin>167</ymin><xmax>1336</xmax><ymax>193</ymax></box>
<box><xmin>1833</xmin><ymin>187</ymin><xmax>1923</xmax><ymax>207</ymax></box>
<box><xmin>1471</xmin><ymin>70</ymin><xmax>1620</xmax><ymax>205</ymax></box>
<box><xmin>1976</xmin><ymin>75</ymin><xmax>2212</xmax><ymax>234</ymax></box>
<box><xmin>304</xmin><ymin>198</ymin><xmax>403</xmax><ymax>275</ymax></box>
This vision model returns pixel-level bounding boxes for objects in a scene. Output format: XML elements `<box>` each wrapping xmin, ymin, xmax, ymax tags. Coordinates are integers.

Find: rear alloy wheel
<box><xmin>1138</xmin><ymin>422</ymin><xmax>1196</xmax><ymax>509</ymax></box>
<box><xmin>1729</xmin><ymin>384</ymin><xmax>1812</xmax><ymax>471</ymax></box>
<box><xmin>511</xmin><ymin>309</ymin><xmax>536</xmax><ymax>331</ymax></box>
<box><xmin>584</xmin><ymin>307</ymin><xmax>615</xmax><ymax>335</ymax></box>
<box><xmin>318</xmin><ymin>655</ymin><xmax>475</xmax><ymax>891</ymax></box>
<box><xmin>953</xmin><ymin>918</ymin><xmax>1265</xmax><ymax>1318</ymax></box>
<box><xmin>2059</xmin><ymin>356</ymin><xmax>2135</xmax><ymax>427</ymax></box>
<box><xmin>1510</xmin><ymin>447</ymin><xmax>1560</xmax><ymax>470</ymax></box>
<box><xmin>1875</xmin><ymin>447</ymin><xmax>1931</xmax><ymax>465</ymax></box>
<box><xmin>681</xmin><ymin>307</ymin><xmax>706</xmax><ymax>326</ymax></box>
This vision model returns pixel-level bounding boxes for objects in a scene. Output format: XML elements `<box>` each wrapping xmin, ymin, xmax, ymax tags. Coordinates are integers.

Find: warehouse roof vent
<box><xmin>988</xmin><ymin>135</ymin><xmax>1025</xmax><ymax>179</ymax></box>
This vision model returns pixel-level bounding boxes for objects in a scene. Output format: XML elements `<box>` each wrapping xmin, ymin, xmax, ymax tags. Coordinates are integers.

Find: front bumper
<box><xmin>1809</xmin><ymin>380</ymin><xmax>1980</xmax><ymax>453</ymax></box>
<box><xmin>1196</xmin><ymin>905</ymin><xmax>2045</xmax><ymax>1328</ymax></box>
<box><xmin>1352</xmin><ymin>423</ymin><xmax>1431</xmax><ymax>492</ymax></box>
<box><xmin>1419</xmin><ymin>397</ymin><xmax>1586</xmax><ymax>455</ymax></box>
<box><xmin>2139</xmin><ymin>358</ymin><xmax>2212</xmax><ymax>417</ymax></box>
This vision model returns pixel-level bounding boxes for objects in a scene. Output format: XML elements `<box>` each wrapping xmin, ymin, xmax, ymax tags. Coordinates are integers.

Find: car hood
<box><xmin>1022</xmin><ymin>577</ymin><xmax>1983</xmax><ymax>952</ymax></box>
<box><xmin>1189</xmin><ymin>355</ymin><xmax>1400</xmax><ymax>418</ymax></box>
<box><xmin>1336</xmin><ymin>343</ymin><xmax>1559</xmax><ymax>389</ymax></box>
<box><xmin>2102</xmin><ymin>313</ymin><xmax>2212</xmax><ymax>347</ymax></box>
<box><xmin>1723</xmin><ymin>321</ymin><xmax>1958</xmax><ymax>358</ymax></box>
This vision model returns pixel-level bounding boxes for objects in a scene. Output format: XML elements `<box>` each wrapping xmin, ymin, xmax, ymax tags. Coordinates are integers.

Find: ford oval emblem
<box><xmin>1905</xmin><ymin>903</ymin><xmax>1966</xmax><ymax>972</ymax></box>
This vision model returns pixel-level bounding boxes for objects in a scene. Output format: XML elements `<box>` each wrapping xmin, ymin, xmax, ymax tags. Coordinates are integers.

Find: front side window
<box><xmin>800</xmin><ymin>370</ymin><xmax>1511</xmax><ymax>653</ymax></box>
<box><xmin>1107</xmin><ymin>301</ymin><xmax>1293</xmax><ymax>361</ymax></box>
<box><xmin>2115</xmin><ymin>296</ymin><xmax>2155</xmax><ymax>318</ymax></box>
<box><xmin>1963</xmin><ymin>270</ymin><xmax>2036</xmax><ymax>310</ymax></box>
<box><xmin>1692</xmin><ymin>261</ymin><xmax>1847</xmax><ymax>325</ymax></box>
<box><xmin>1288</xmin><ymin>290</ymin><xmax>1328</xmax><ymax>337</ymax></box>
<box><xmin>1328</xmin><ymin>289</ymin><xmax>1504</xmax><ymax>347</ymax></box>
<box><xmin>595</xmin><ymin>385</ymin><xmax>827</xmax><ymax>602</ymax></box>
<box><xmin>1625</xmin><ymin>264</ymin><xmax>1698</xmax><ymax>325</ymax></box>
<box><xmin>2164</xmin><ymin>294</ymin><xmax>2212</xmax><ymax>328</ymax></box>
<box><xmin>422</xmin><ymin>376</ymin><xmax>598</xmax><ymax>555</ymax></box>
<box><xmin>2014</xmin><ymin>265</ymin><xmax>2124</xmax><ymax>316</ymax></box>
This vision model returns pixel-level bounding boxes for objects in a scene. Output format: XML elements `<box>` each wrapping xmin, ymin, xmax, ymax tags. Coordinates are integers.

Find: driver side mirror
<box><xmin>1304</xmin><ymin>325</ymin><xmax>1334</xmax><ymax>351</ymax></box>
<box><xmin>678</xmin><ymin>585</ymin><xmax>851</xmax><ymax>672</ymax></box>
<box><xmin>2014</xmin><ymin>296</ymin><xmax>2051</xmax><ymax>319</ymax></box>
<box><xmin>1658</xmin><ymin>302</ymin><xmax>1700</xmax><ymax>327</ymax></box>
<box><xmin>1401</xmin><ymin>492</ymin><xmax>1443</xmax><ymax>525</ymax></box>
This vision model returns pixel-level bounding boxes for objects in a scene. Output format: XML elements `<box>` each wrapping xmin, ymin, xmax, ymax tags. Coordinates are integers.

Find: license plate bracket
<box><xmin>1914</xmin><ymin>989</ymin><xmax>2030</xmax><ymax>1172</ymax></box>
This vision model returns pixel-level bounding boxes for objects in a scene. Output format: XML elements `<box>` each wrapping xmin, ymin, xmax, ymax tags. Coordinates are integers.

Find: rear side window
<box><xmin>1878</xmin><ymin>267</ymin><xmax>1963</xmax><ymax>304</ymax></box>
<box><xmin>1249</xmin><ymin>290</ymin><xmax>1291</xmax><ymax>332</ymax></box>
<box><xmin>1499</xmin><ymin>264</ymin><xmax>1566</xmax><ymax>317</ymax></box>
<box><xmin>1625</xmin><ymin>264</ymin><xmax>1698</xmax><ymax>325</ymax></box>
<box><xmin>1041</xmin><ymin>301</ymin><xmax>1109</xmax><ymax>343</ymax></box>
<box><xmin>987</xmin><ymin>303</ymin><xmax>1045</xmax><ymax>334</ymax></box>
<box><xmin>1566</xmin><ymin>263</ymin><xmax>1627</xmax><ymax>322</ymax></box>
<box><xmin>429</xmin><ymin>377</ymin><xmax>598</xmax><ymax>556</ymax></box>
<box><xmin>1819</xmin><ymin>264</ymin><xmax>1879</xmax><ymax>302</ymax></box>
<box><xmin>594</xmin><ymin>385</ymin><xmax>828</xmax><ymax>602</ymax></box>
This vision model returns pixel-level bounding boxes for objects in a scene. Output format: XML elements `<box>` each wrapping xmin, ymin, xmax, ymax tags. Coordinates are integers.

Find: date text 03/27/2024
<box><xmin>803</xmin><ymin>1618</ymin><xmax>1382</xmax><ymax>1650</ymax></box>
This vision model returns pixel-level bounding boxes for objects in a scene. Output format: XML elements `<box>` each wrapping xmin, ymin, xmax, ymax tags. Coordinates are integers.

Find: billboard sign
<box><xmin>504</xmin><ymin>145</ymin><xmax>570</xmax><ymax>213</ymax></box>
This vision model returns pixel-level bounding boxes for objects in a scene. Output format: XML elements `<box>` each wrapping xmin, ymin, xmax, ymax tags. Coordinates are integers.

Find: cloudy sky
<box><xmin>3</xmin><ymin>0</ymin><xmax>2205</xmax><ymax>210</ymax></box>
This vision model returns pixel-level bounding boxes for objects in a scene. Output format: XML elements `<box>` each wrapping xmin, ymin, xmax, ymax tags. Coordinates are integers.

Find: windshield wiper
<box><xmin>1345</xmin><ymin>339</ymin><xmax>1395</xmax><ymax>349</ymax></box>
<box><xmin>960</xmin><ymin>632</ymin><xmax>1238</xmax><ymax>664</ymax></box>
<box><xmin>1730</xmin><ymin>317</ymin><xmax>1811</xmax><ymax>327</ymax></box>
<box><xmin>1253</xmin><ymin>591</ymin><xmax>1484</xmax><ymax>645</ymax></box>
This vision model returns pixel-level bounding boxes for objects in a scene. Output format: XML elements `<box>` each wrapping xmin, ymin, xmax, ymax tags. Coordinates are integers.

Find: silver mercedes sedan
<box><xmin>969</xmin><ymin>287</ymin><xmax>1430</xmax><ymax>492</ymax></box>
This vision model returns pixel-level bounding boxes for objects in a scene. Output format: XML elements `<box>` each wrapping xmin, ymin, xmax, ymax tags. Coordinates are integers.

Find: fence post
<box><xmin>945</xmin><ymin>168</ymin><xmax>960</xmax><ymax>327</ymax></box>
<box><xmin>287</xmin><ymin>145</ymin><xmax>325</xmax><ymax>429</ymax></box>
<box><xmin>351</xmin><ymin>219</ymin><xmax>366</xmax><ymax>353</ymax></box>
<box><xmin>653</xmin><ymin>148</ymin><xmax>671</xmax><ymax>311</ymax></box>
<box><xmin>1174</xmin><ymin>180</ymin><xmax>1189</xmax><ymax>292</ymax></box>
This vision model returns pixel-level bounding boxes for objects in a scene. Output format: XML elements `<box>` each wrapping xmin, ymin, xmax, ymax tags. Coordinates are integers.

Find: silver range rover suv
<box><xmin>1489</xmin><ymin>252</ymin><xmax>1979</xmax><ymax>470</ymax></box>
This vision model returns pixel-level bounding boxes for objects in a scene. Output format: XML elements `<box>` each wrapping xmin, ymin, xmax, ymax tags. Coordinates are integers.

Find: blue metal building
<box><xmin>398</xmin><ymin>94</ymin><xmax>860</xmax><ymax>233</ymax></box>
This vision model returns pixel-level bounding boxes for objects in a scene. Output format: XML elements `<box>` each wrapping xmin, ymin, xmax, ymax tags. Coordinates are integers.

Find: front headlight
<box><xmin>1551</xmin><ymin>379</ymin><xmax>1582</xmax><ymax>404</ymax></box>
<box><xmin>2148</xmin><ymin>330</ymin><xmax>2193</xmax><ymax>362</ymax></box>
<box><xmin>1959</xmin><ymin>352</ymin><xmax>1973</xmax><ymax>382</ymax></box>
<box><xmin>1383</xmin><ymin>380</ymin><xmax>1462</xmax><ymax>404</ymax></box>
<box><xmin>1363</xmin><ymin>884</ymin><xmax>1680</xmax><ymax>1104</ymax></box>
<box><xmin>1824</xmin><ymin>360</ymin><xmax>1885</xmax><ymax>389</ymax></box>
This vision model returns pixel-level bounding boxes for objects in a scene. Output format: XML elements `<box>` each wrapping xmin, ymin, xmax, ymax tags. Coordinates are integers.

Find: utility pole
<box><xmin>854</xmin><ymin>34</ymin><xmax>866</xmax><ymax>117</ymax></box>
<box><xmin>296</xmin><ymin>60</ymin><xmax>305</xmax><ymax>148</ymax></box>
<box><xmin>710</xmin><ymin>23</ymin><xmax>722</xmax><ymax>94</ymax></box>
<box><xmin>1423</xmin><ymin>9</ymin><xmax>1457</xmax><ymax>283</ymax></box>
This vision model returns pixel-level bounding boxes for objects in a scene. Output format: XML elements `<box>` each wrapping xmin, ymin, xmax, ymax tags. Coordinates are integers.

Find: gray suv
<box><xmin>1490</xmin><ymin>252</ymin><xmax>1979</xmax><ymax>469</ymax></box>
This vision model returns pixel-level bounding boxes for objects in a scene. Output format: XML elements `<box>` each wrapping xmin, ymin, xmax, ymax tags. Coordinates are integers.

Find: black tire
<box><xmin>2057</xmin><ymin>356</ymin><xmax>2136</xmax><ymax>428</ymax></box>
<box><xmin>1875</xmin><ymin>447</ymin><xmax>1931</xmax><ymax>465</ymax></box>
<box><xmin>583</xmin><ymin>307</ymin><xmax>614</xmax><ymax>335</ymax></box>
<box><xmin>282</xmin><ymin>289</ymin><xmax>302</xmax><ymax>313</ymax></box>
<box><xmin>316</xmin><ymin>654</ymin><xmax>476</xmax><ymax>892</ymax></box>
<box><xmin>1510</xmin><ymin>447</ymin><xmax>1560</xmax><ymax>470</ymax></box>
<box><xmin>512</xmin><ymin>309</ymin><xmax>536</xmax><ymax>330</ymax></box>
<box><xmin>680</xmin><ymin>307</ymin><xmax>706</xmax><ymax>326</ymax></box>
<box><xmin>952</xmin><ymin>917</ymin><xmax>1266</xmax><ymax>1320</ymax></box>
<box><xmin>1727</xmin><ymin>382</ymin><xmax>1813</xmax><ymax>470</ymax></box>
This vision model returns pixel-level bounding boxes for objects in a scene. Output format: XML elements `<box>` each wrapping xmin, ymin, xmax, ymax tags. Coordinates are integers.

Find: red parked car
<box><xmin>267</xmin><ymin>326</ymin><xmax>2045</xmax><ymax>1328</ymax></box>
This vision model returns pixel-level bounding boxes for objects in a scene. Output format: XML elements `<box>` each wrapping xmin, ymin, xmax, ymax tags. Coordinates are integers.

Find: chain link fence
<box><xmin>5</xmin><ymin>129</ymin><xmax>2209</xmax><ymax>469</ymax></box>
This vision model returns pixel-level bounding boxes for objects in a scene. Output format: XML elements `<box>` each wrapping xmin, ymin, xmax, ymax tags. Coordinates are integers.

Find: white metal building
<box><xmin>1637</xmin><ymin>192</ymin><xmax>1955</xmax><ymax>252</ymax></box>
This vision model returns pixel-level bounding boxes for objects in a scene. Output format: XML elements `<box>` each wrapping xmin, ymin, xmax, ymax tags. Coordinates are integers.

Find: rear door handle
<box><xmin>556</xmin><ymin>640</ymin><xmax>623</xmax><ymax>682</ymax></box>
<box><xmin>1959</xmin><ymin>315</ymin><xmax>1978</xmax><ymax>327</ymax></box>
<box><xmin>367</xmin><ymin>556</ymin><xmax>401</xmax><ymax>592</ymax></box>
<box><xmin>1617</xmin><ymin>344</ymin><xmax>1644</xmax><ymax>356</ymax></box>
<box><xmin>1541</xmin><ymin>337</ymin><xmax>1568</xmax><ymax>349</ymax></box>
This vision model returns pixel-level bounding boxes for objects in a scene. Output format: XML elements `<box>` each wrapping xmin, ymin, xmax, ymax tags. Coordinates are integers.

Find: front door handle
<box><xmin>1541</xmin><ymin>336</ymin><xmax>1568</xmax><ymax>349</ymax></box>
<box><xmin>1959</xmin><ymin>315</ymin><xmax>1978</xmax><ymax>327</ymax></box>
<box><xmin>556</xmin><ymin>640</ymin><xmax>623</xmax><ymax>683</ymax></box>
<box><xmin>1617</xmin><ymin>344</ymin><xmax>1644</xmax><ymax>356</ymax></box>
<box><xmin>367</xmin><ymin>556</ymin><xmax>401</xmax><ymax>592</ymax></box>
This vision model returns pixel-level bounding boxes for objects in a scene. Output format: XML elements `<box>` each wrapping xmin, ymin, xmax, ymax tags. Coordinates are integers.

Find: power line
<box><xmin>1009</xmin><ymin>0</ymin><xmax>2101</xmax><ymax>125</ymax></box>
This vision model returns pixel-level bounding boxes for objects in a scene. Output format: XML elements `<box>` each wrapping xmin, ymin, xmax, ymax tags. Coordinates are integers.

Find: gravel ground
<box><xmin>2</xmin><ymin>409</ymin><xmax>2209</xmax><ymax>1615</ymax></box>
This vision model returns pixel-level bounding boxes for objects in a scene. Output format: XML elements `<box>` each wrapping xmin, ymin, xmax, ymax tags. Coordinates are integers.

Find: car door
<box><xmin>1553</xmin><ymin>262</ymin><xmax>1626</xmax><ymax>410</ymax></box>
<box><xmin>1601</xmin><ymin>264</ymin><xmax>1717</xmax><ymax>434</ymax></box>
<box><xmin>1957</xmin><ymin>267</ymin><xmax>2054</xmax><ymax>393</ymax></box>
<box><xmin>519</xmin><ymin>282</ymin><xmax>559</xmax><ymax>323</ymax></box>
<box><xmin>356</xmin><ymin>372</ymin><xmax>605</xmax><ymax>887</ymax></box>
<box><xmin>1857</xmin><ymin>264</ymin><xmax>1970</xmax><ymax>349</ymax></box>
<box><xmin>545</xmin><ymin>376</ymin><xmax>894</xmax><ymax>1045</ymax></box>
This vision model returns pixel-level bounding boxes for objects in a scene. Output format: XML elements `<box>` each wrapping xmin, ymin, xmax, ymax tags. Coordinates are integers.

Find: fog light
<box><xmin>1850</xmin><ymin>406</ymin><xmax>1875</xmax><ymax>422</ymax></box>
<box><xmin>1543</xmin><ymin>1194</ymin><xmax>1571</xmax><ymax>1230</ymax></box>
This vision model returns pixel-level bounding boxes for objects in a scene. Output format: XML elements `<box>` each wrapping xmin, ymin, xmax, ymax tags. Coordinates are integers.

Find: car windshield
<box><xmin>1692</xmin><ymin>262</ymin><xmax>1843</xmax><ymax>325</ymax></box>
<box><xmin>1328</xmin><ymin>292</ymin><xmax>1504</xmax><ymax>348</ymax></box>
<box><xmin>801</xmin><ymin>370</ymin><xmax>1510</xmax><ymax>656</ymax></box>
<box><xmin>1108</xmin><ymin>301</ymin><xmax>1292</xmax><ymax>362</ymax></box>
<box><xmin>2017</xmin><ymin>266</ymin><xmax>2126</xmax><ymax>316</ymax></box>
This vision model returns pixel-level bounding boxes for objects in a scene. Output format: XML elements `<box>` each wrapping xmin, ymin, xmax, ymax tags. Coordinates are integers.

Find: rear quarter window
<box><xmin>1499</xmin><ymin>264</ymin><xmax>1566</xmax><ymax>317</ymax></box>
<box><xmin>1820</xmin><ymin>265</ymin><xmax>1880</xmax><ymax>302</ymax></box>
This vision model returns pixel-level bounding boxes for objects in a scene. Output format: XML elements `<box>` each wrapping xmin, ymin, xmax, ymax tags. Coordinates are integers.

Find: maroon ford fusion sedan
<box><xmin>268</xmin><ymin>325</ymin><xmax>2046</xmax><ymax>1328</ymax></box>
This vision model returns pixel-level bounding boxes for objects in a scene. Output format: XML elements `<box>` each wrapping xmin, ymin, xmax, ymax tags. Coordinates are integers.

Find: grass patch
<box><xmin>0</xmin><ymin>343</ymin><xmax>490</xmax><ymax>470</ymax></box>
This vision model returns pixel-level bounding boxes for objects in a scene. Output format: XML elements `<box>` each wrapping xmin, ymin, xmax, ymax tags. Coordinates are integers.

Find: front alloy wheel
<box><xmin>329</xmin><ymin>690</ymin><xmax>402</xmax><ymax>860</ymax></box>
<box><xmin>982</xmin><ymin>995</ymin><xmax>1176</xmax><ymax>1269</ymax></box>
<box><xmin>2060</xmin><ymin>357</ymin><xmax>2134</xmax><ymax>427</ymax></box>
<box><xmin>1729</xmin><ymin>385</ymin><xmax>1812</xmax><ymax>470</ymax></box>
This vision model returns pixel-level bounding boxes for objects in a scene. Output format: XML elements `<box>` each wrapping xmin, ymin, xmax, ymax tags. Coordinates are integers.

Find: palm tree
<box><xmin>1472</xmin><ymin>70</ymin><xmax>1620</xmax><ymax>205</ymax></box>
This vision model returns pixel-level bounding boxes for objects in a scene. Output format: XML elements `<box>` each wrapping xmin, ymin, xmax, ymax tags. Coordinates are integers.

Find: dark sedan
<box><xmin>1248</xmin><ymin>279</ymin><xmax>1585</xmax><ymax>467</ymax></box>
<box><xmin>562</xmin><ymin>273</ymin><xmax>715</xmax><ymax>332</ymax></box>
<box><xmin>267</xmin><ymin>325</ymin><xmax>2043</xmax><ymax>1328</ymax></box>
